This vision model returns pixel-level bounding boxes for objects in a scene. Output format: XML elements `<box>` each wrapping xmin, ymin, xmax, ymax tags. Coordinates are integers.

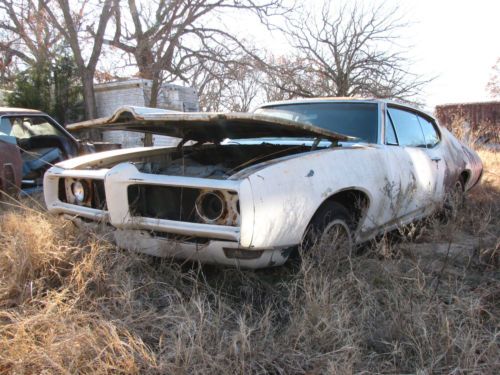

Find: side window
<box><xmin>385</xmin><ymin>112</ymin><xmax>398</xmax><ymax>145</ymax></box>
<box><xmin>0</xmin><ymin>117</ymin><xmax>13</xmax><ymax>136</ymax></box>
<box><xmin>0</xmin><ymin>117</ymin><xmax>17</xmax><ymax>145</ymax></box>
<box><xmin>417</xmin><ymin>116</ymin><xmax>440</xmax><ymax>147</ymax></box>
<box><xmin>387</xmin><ymin>108</ymin><xmax>426</xmax><ymax>147</ymax></box>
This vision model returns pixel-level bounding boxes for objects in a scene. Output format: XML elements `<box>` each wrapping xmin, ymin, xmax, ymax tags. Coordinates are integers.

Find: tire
<box><xmin>301</xmin><ymin>202</ymin><xmax>354</xmax><ymax>261</ymax></box>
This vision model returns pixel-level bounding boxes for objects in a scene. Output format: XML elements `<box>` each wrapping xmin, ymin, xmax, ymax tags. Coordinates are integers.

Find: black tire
<box><xmin>301</xmin><ymin>201</ymin><xmax>354</xmax><ymax>257</ymax></box>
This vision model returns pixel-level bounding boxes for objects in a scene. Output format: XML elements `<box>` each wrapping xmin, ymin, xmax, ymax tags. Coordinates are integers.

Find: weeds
<box><xmin>0</xmin><ymin>149</ymin><xmax>498</xmax><ymax>374</ymax></box>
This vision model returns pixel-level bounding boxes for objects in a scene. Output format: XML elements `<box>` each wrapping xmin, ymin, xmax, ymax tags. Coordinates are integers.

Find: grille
<box><xmin>128</xmin><ymin>184</ymin><xmax>200</xmax><ymax>222</ymax></box>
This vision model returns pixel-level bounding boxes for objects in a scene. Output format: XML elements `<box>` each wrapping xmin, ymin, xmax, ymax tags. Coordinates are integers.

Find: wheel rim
<box><xmin>318</xmin><ymin>219</ymin><xmax>353</xmax><ymax>253</ymax></box>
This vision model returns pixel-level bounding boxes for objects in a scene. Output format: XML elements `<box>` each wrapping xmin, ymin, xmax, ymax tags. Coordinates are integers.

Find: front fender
<box><xmin>246</xmin><ymin>147</ymin><xmax>387</xmax><ymax>248</ymax></box>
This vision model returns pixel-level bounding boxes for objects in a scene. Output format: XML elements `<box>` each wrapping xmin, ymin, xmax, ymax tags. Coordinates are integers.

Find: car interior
<box><xmin>0</xmin><ymin>116</ymin><xmax>78</xmax><ymax>186</ymax></box>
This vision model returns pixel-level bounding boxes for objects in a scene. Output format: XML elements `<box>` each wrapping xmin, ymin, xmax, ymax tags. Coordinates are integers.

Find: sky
<box><xmin>235</xmin><ymin>0</ymin><xmax>500</xmax><ymax>110</ymax></box>
<box><xmin>403</xmin><ymin>0</ymin><xmax>499</xmax><ymax>108</ymax></box>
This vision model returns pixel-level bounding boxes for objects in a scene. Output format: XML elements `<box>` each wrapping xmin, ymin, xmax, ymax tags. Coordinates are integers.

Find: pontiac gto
<box><xmin>43</xmin><ymin>99</ymin><xmax>483</xmax><ymax>268</ymax></box>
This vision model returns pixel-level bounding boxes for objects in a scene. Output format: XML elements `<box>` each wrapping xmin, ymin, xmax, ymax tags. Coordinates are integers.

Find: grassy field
<box><xmin>0</xmin><ymin>149</ymin><xmax>498</xmax><ymax>374</ymax></box>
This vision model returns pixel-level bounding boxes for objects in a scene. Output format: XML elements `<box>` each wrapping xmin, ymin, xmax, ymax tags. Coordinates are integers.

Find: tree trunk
<box><xmin>134</xmin><ymin>49</ymin><xmax>156</xmax><ymax>146</ymax></box>
<box><xmin>143</xmin><ymin>78</ymin><xmax>154</xmax><ymax>146</ymax></box>
<box><xmin>149</xmin><ymin>78</ymin><xmax>160</xmax><ymax>108</ymax></box>
<box><xmin>81</xmin><ymin>68</ymin><xmax>101</xmax><ymax>141</ymax></box>
<box><xmin>81</xmin><ymin>70</ymin><xmax>97</xmax><ymax>118</ymax></box>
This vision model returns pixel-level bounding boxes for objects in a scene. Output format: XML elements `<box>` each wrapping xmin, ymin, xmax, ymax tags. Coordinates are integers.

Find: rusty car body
<box><xmin>43</xmin><ymin>100</ymin><xmax>483</xmax><ymax>268</ymax></box>
<box><xmin>0</xmin><ymin>107</ymin><xmax>89</xmax><ymax>194</ymax></box>
<box><xmin>0</xmin><ymin>135</ymin><xmax>22</xmax><ymax>197</ymax></box>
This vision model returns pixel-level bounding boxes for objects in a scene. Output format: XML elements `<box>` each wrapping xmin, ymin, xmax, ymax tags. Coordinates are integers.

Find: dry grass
<box><xmin>0</xmin><ymin>149</ymin><xmax>498</xmax><ymax>374</ymax></box>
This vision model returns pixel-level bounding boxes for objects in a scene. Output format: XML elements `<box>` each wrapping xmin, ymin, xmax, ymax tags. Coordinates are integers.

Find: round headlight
<box><xmin>195</xmin><ymin>191</ymin><xmax>226</xmax><ymax>222</ymax></box>
<box><xmin>71</xmin><ymin>180</ymin><xmax>88</xmax><ymax>204</ymax></box>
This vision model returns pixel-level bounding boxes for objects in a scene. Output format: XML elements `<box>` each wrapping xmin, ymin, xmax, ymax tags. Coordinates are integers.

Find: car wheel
<box><xmin>301</xmin><ymin>202</ymin><xmax>354</xmax><ymax>263</ymax></box>
<box><xmin>443</xmin><ymin>178</ymin><xmax>465</xmax><ymax>221</ymax></box>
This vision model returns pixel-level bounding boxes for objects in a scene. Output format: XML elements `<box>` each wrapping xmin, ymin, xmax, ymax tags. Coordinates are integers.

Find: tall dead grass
<box><xmin>0</xmin><ymin>149</ymin><xmax>498</xmax><ymax>374</ymax></box>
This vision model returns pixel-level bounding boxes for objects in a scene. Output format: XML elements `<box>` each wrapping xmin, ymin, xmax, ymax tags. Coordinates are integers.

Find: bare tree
<box><xmin>486</xmin><ymin>58</ymin><xmax>499</xmax><ymax>98</ymax></box>
<box><xmin>188</xmin><ymin>54</ymin><xmax>228</xmax><ymax>111</ymax></box>
<box><xmin>275</xmin><ymin>1</ymin><xmax>427</xmax><ymax>101</ymax></box>
<box><xmin>0</xmin><ymin>0</ymin><xmax>61</xmax><ymax>67</ymax></box>
<box><xmin>105</xmin><ymin>0</ymin><xmax>286</xmax><ymax>108</ymax></box>
<box><xmin>0</xmin><ymin>27</ymin><xmax>17</xmax><ymax>86</ymax></box>
<box><xmin>223</xmin><ymin>65</ymin><xmax>261</xmax><ymax>111</ymax></box>
<box><xmin>259</xmin><ymin>55</ymin><xmax>319</xmax><ymax>101</ymax></box>
<box><xmin>42</xmin><ymin>0</ymin><xmax>115</xmax><ymax>121</ymax></box>
<box><xmin>194</xmin><ymin>59</ymin><xmax>262</xmax><ymax>112</ymax></box>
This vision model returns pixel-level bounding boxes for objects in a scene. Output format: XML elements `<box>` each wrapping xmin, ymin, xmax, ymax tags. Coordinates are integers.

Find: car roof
<box><xmin>0</xmin><ymin>107</ymin><xmax>45</xmax><ymax>116</ymax></box>
<box><xmin>256</xmin><ymin>97</ymin><xmax>435</xmax><ymax>120</ymax></box>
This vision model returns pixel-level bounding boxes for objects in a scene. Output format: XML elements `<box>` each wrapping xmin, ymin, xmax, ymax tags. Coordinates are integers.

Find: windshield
<box><xmin>3</xmin><ymin>116</ymin><xmax>66</xmax><ymax>139</ymax></box>
<box><xmin>255</xmin><ymin>102</ymin><xmax>379</xmax><ymax>143</ymax></box>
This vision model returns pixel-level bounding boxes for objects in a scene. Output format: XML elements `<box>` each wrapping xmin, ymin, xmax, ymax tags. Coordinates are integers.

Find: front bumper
<box><xmin>114</xmin><ymin>229</ymin><xmax>288</xmax><ymax>268</ymax></box>
<box><xmin>44</xmin><ymin>163</ymin><xmax>283</xmax><ymax>268</ymax></box>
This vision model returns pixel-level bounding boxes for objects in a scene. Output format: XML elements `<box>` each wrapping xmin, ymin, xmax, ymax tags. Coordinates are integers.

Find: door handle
<box><xmin>431</xmin><ymin>156</ymin><xmax>441</xmax><ymax>162</ymax></box>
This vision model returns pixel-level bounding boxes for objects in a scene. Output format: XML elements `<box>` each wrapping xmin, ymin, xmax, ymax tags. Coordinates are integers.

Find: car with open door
<box><xmin>43</xmin><ymin>100</ymin><xmax>483</xmax><ymax>268</ymax></box>
<box><xmin>0</xmin><ymin>107</ymin><xmax>93</xmax><ymax>195</ymax></box>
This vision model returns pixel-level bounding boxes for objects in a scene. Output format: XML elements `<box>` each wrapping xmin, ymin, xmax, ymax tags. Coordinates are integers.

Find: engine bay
<box><xmin>129</xmin><ymin>143</ymin><xmax>320</xmax><ymax>179</ymax></box>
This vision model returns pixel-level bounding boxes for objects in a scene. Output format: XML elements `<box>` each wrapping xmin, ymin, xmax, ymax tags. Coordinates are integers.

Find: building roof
<box><xmin>435</xmin><ymin>100</ymin><xmax>500</xmax><ymax>108</ymax></box>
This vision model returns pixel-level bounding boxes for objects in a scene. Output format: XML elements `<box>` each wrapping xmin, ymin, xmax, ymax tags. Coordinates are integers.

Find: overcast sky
<box><xmin>237</xmin><ymin>0</ymin><xmax>500</xmax><ymax>110</ymax></box>
<box><xmin>404</xmin><ymin>0</ymin><xmax>499</xmax><ymax>108</ymax></box>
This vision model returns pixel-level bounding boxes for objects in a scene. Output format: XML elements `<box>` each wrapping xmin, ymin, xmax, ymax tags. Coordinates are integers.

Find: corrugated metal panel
<box><xmin>435</xmin><ymin>102</ymin><xmax>500</xmax><ymax>128</ymax></box>
<box><xmin>435</xmin><ymin>101</ymin><xmax>499</xmax><ymax>143</ymax></box>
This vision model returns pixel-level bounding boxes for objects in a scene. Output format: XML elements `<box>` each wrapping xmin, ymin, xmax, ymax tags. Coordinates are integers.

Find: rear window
<box><xmin>255</xmin><ymin>102</ymin><xmax>379</xmax><ymax>143</ymax></box>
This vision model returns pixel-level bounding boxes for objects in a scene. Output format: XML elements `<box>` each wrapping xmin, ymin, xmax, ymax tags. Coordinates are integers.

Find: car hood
<box><xmin>67</xmin><ymin>106</ymin><xmax>352</xmax><ymax>143</ymax></box>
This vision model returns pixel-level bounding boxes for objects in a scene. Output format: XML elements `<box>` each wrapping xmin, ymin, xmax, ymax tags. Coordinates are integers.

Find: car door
<box><xmin>383</xmin><ymin>106</ymin><xmax>440</xmax><ymax>222</ymax></box>
<box><xmin>415</xmin><ymin>114</ymin><xmax>446</xmax><ymax>203</ymax></box>
<box><xmin>0</xmin><ymin>117</ymin><xmax>23</xmax><ymax>195</ymax></box>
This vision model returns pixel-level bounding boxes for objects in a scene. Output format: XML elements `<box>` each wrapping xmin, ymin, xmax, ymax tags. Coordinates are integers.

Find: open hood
<box><xmin>67</xmin><ymin>106</ymin><xmax>352</xmax><ymax>143</ymax></box>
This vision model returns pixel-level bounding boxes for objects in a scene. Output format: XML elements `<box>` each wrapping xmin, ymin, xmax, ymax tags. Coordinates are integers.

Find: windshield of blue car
<box><xmin>254</xmin><ymin>102</ymin><xmax>379</xmax><ymax>143</ymax></box>
<box><xmin>4</xmin><ymin>116</ymin><xmax>66</xmax><ymax>139</ymax></box>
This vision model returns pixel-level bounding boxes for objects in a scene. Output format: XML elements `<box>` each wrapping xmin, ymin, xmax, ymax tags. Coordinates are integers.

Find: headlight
<box><xmin>195</xmin><ymin>191</ymin><xmax>226</xmax><ymax>222</ymax></box>
<box><xmin>71</xmin><ymin>180</ymin><xmax>88</xmax><ymax>204</ymax></box>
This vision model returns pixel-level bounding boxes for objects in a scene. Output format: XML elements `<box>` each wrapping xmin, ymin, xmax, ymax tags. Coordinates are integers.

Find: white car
<box><xmin>43</xmin><ymin>99</ymin><xmax>483</xmax><ymax>268</ymax></box>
